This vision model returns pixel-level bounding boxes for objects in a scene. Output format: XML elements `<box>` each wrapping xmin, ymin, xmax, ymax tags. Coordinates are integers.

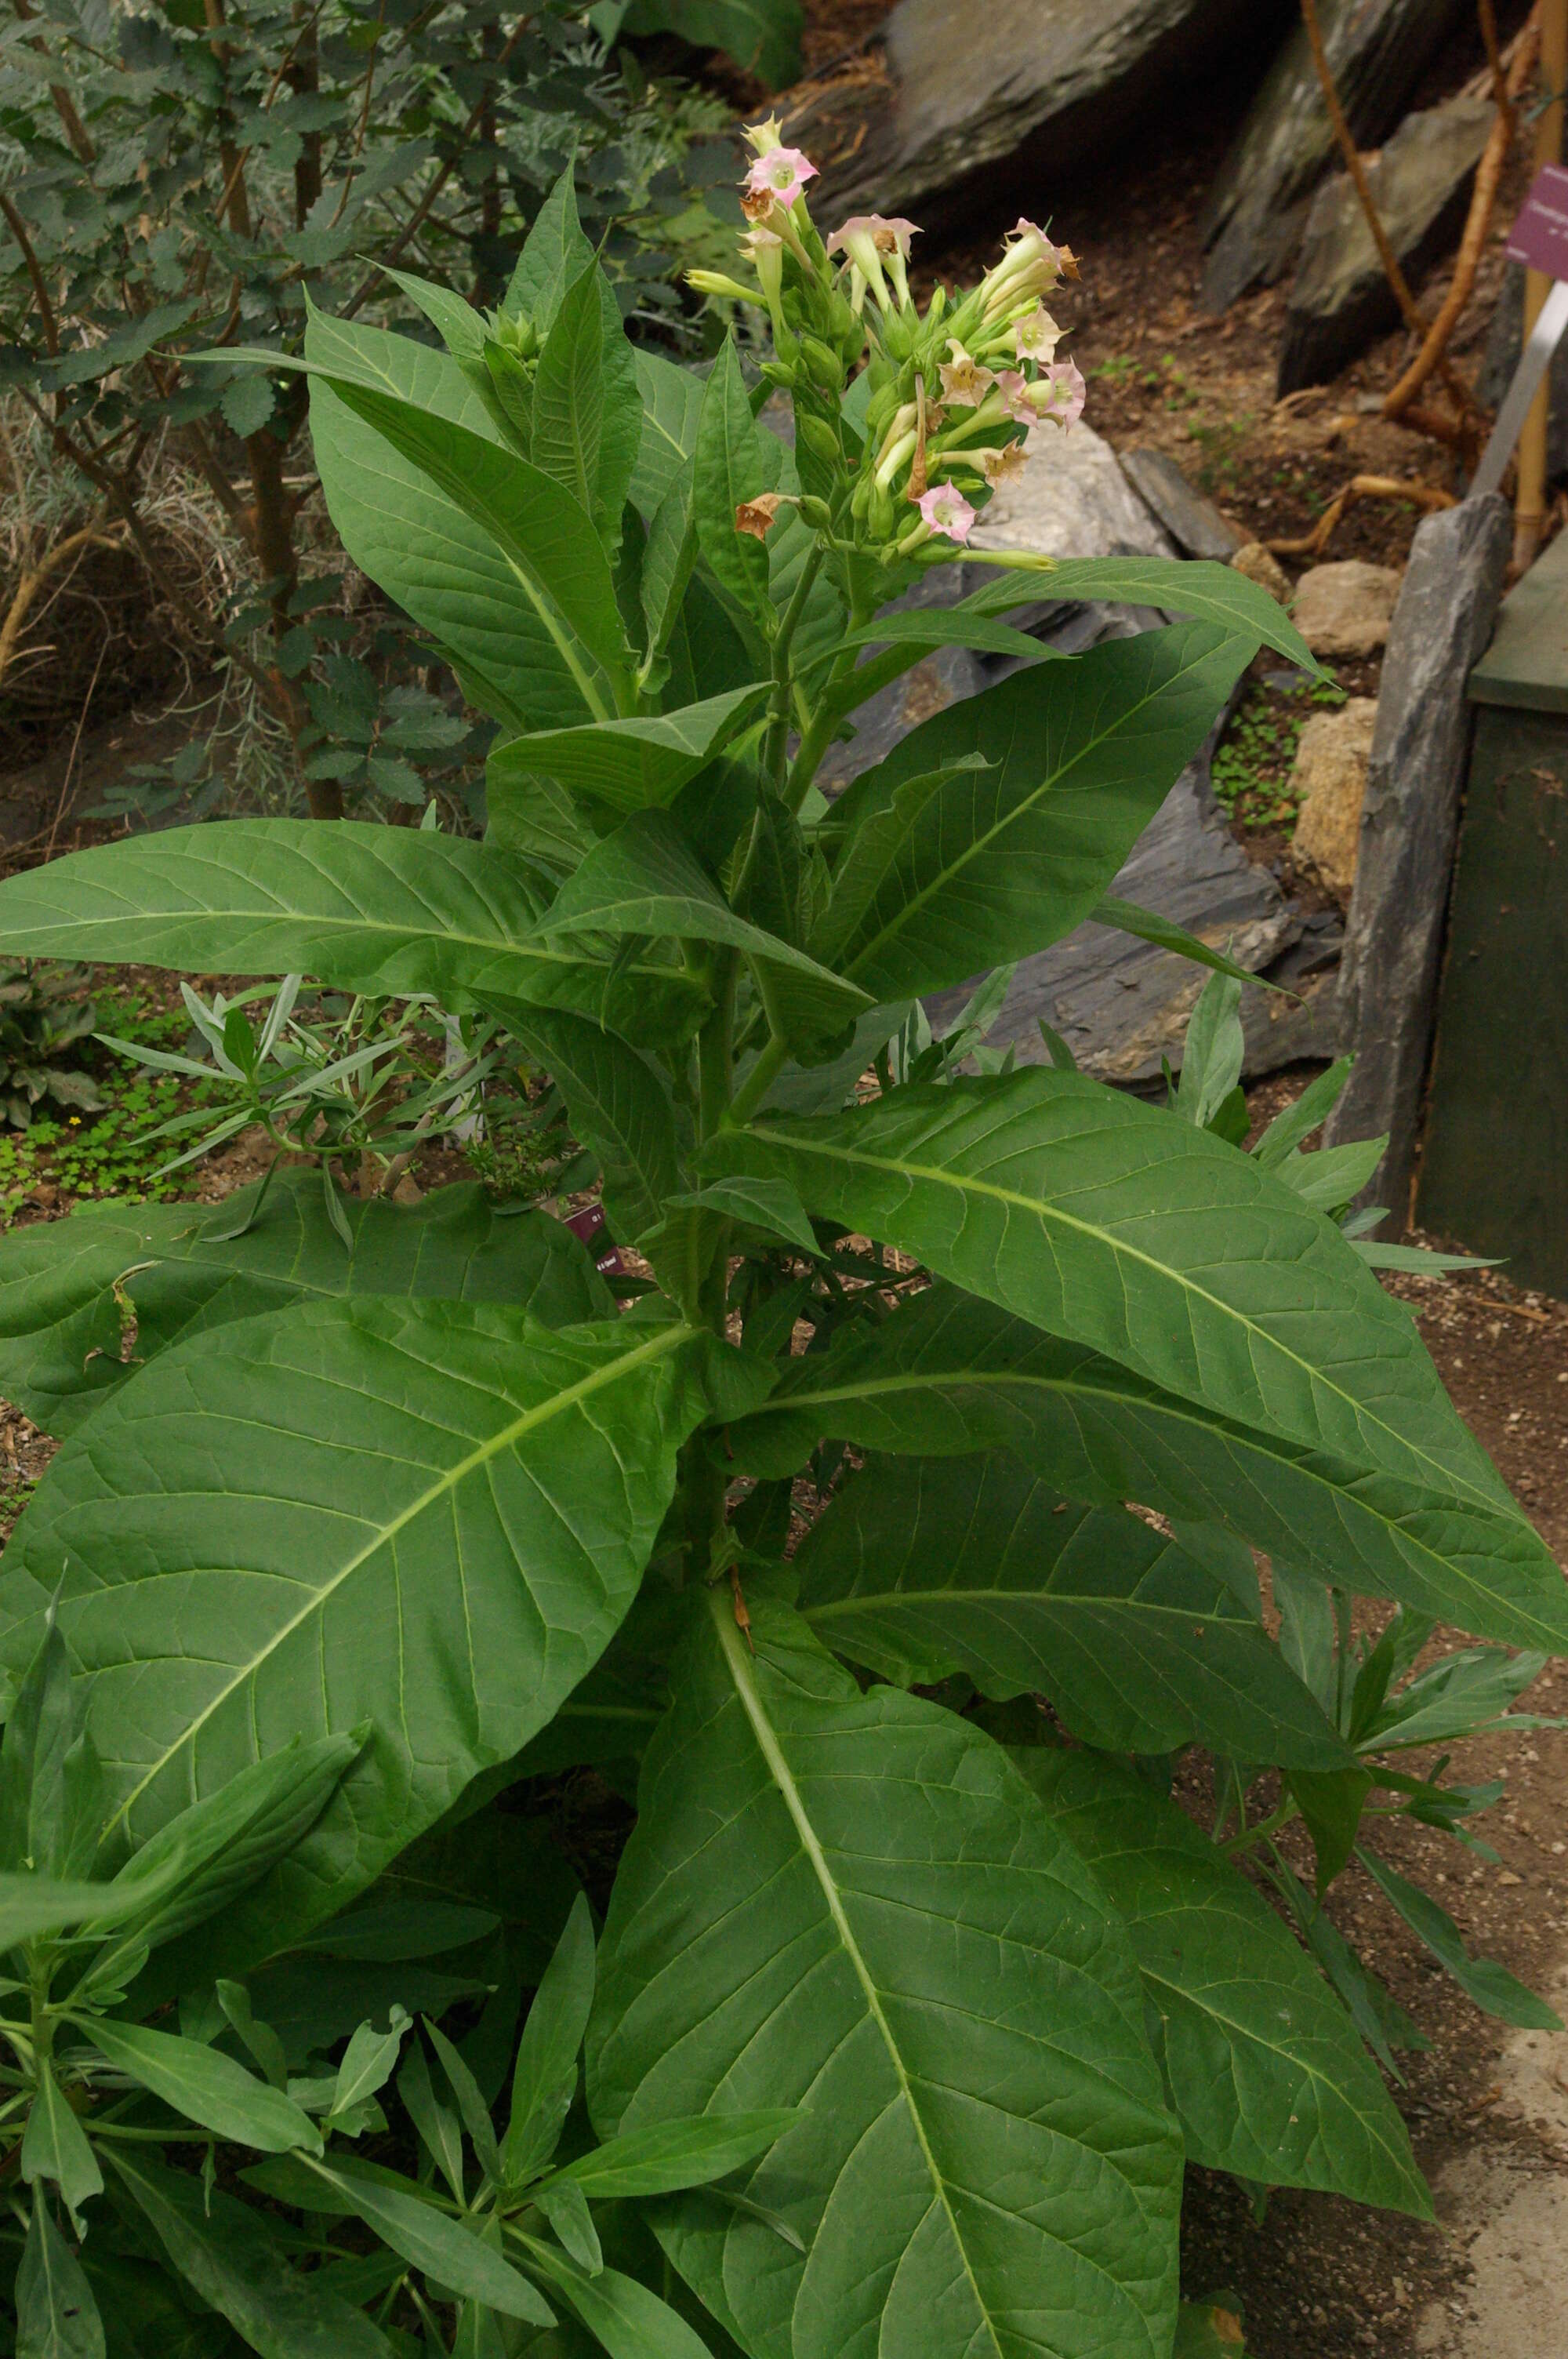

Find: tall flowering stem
<box><xmin>688</xmin><ymin>151</ymin><xmax>1087</xmax><ymax>591</ymax></box>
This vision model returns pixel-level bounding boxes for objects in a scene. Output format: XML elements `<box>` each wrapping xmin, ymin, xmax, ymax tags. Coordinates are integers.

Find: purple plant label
<box><xmin>564</xmin><ymin>1201</ymin><xmax>623</xmax><ymax>1276</ymax></box>
<box><xmin>1508</xmin><ymin>164</ymin><xmax>1568</xmax><ymax>280</ymax></box>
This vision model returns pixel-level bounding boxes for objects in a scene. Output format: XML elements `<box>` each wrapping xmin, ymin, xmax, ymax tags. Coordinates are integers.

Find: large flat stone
<box><xmin>967</xmin><ymin>419</ymin><xmax>1176</xmax><ymax>565</ymax></box>
<box><xmin>785</xmin><ymin>0</ymin><xmax>1290</xmax><ymax>227</ymax></box>
<box><xmin>1279</xmin><ymin>96</ymin><xmax>1494</xmax><ymax>394</ymax></box>
<box><xmin>1325</xmin><ymin>493</ymin><xmax>1512</xmax><ymax>1222</ymax></box>
<box><xmin>1200</xmin><ymin>0</ymin><xmax>1466</xmax><ymax>313</ymax></box>
<box><xmin>1122</xmin><ymin>448</ymin><xmax>1245</xmax><ymax>560</ymax></box>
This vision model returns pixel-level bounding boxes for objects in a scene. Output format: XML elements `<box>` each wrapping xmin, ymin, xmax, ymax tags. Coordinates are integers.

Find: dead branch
<box><xmin>1383</xmin><ymin>9</ymin><xmax>1541</xmax><ymax>424</ymax></box>
<box><xmin>1266</xmin><ymin>474</ymin><xmax>1458</xmax><ymax>561</ymax></box>
<box><xmin>0</xmin><ymin>523</ymin><xmax>128</xmax><ymax>695</ymax></box>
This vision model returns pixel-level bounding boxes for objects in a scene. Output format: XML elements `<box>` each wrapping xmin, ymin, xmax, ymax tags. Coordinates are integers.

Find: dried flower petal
<box><xmin>938</xmin><ymin>340</ymin><xmax>995</xmax><ymax>406</ymax></box>
<box><xmin>735</xmin><ymin>493</ymin><xmax>786</xmax><ymax>541</ymax></box>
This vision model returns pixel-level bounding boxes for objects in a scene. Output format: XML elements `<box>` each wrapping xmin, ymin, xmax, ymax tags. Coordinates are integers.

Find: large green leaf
<box><xmin>693</xmin><ymin>337</ymin><xmax>778</xmax><ymax>634</ymax></box>
<box><xmin>0</xmin><ymin>1303</ymin><xmax>724</xmax><ymax>1958</ymax></box>
<box><xmin>309</xmin><ymin>367</ymin><xmax>633</xmax><ymax>717</ymax></box>
<box><xmin>488</xmin><ymin>685</ymin><xmax>770</xmax><ymax>816</ymax></box>
<box><xmin>970</xmin><ymin>558</ymin><xmax>1317</xmax><ymax>671</ymax></box>
<box><xmin>531</xmin><ymin>813</ymin><xmax>872</xmax><ymax>1045</ymax></box>
<box><xmin>795</xmin><ymin>1451</ymin><xmax>1351</xmax><ymax>1768</ymax></box>
<box><xmin>531</xmin><ymin>263</ymin><xmax>641</xmax><ymax>551</ymax></box>
<box><xmin>810</xmin><ymin>624</ymin><xmax>1255</xmax><ymax>998</ymax></box>
<box><xmin>506</xmin><ymin>165</ymin><xmax>597</xmax><ymax>339</ymax></box>
<box><xmin>703</xmin><ymin>1070</ymin><xmax>1530</xmax><ymax>1545</ymax></box>
<box><xmin>1018</xmin><ymin>1751</ymin><xmax>1430</xmax><ymax>2214</ymax></box>
<box><xmin>587</xmin><ymin>1586</ymin><xmax>1183</xmax><ymax>2359</ymax></box>
<box><xmin>16</xmin><ymin>2195</ymin><xmax>104</xmax><ymax>2359</ymax></box>
<box><xmin>726</xmin><ymin>1284</ymin><xmax>1568</xmax><ymax>1651</ymax></box>
<box><xmin>0</xmin><ymin>1177</ymin><xmax>609</xmax><ymax>1438</ymax></box>
<box><xmin>300</xmin><ymin>311</ymin><xmax>595</xmax><ymax>733</ymax></box>
<box><xmin>0</xmin><ymin>822</ymin><xmax>702</xmax><ymax>1036</ymax></box>
<box><xmin>489</xmin><ymin>1001</ymin><xmax>681</xmax><ymax>1245</ymax></box>
<box><xmin>630</xmin><ymin>352</ymin><xmax>706</xmax><ymax>519</ymax></box>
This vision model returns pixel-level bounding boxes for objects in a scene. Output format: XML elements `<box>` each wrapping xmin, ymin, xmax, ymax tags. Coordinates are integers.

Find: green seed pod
<box><xmin>759</xmin><ymin>358</ymin><xmax>798</xmax><ymax>390</ymax></box>
<box><xmin>797</xmin><ymin>495</ymin><xmax>836</xmax><ymax>533</ymax></box>
<box><xmin>869</xmin><ymin>479</ymin><xmax>896</xmax><ymax>539</ymax></box>
<box><xmin>799</xmin><ymin>335</ymin><xmax>845</xmax><ymax>392</ymax></box>
<box><xmin>796</xmin><ymin>413</ymin><xmax>843</xmax><ymax>466</ymax></box>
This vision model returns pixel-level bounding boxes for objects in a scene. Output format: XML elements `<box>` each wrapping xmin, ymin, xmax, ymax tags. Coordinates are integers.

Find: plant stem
<box><xmin>764</xmin><ymin>543</ymin><xmax>825</xmax><ymax>792</ymax></box>
<box><xmin>726</xmin><ymin>1033</ymin><xmax>789</xmax><ymax>1129</ymax></box>
<box><xmin>1224</xmin><ymin>1799</ymin><xmax>1298</xmax><ymax>1858</ymax></box>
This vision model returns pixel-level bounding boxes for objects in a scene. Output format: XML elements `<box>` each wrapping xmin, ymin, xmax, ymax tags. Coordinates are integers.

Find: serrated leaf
<box><xmin>795</xmin><ymin>1451</ymin><xmax>1350</xmax><ymax>1767</ymax></box>
<box><xmin>1019</xmin><ymin>1750</ymin><xmax>1431</xmax><ymax>2215</ymax></box>
<box><xmin>587</xmin><ymin>1587</ymin><xmax>1182</xmax><ymax>2359</ymax></box>
<box><xmin>0</xmin><ymin>1306</ymin><xmax>719</xmax><ymax>1961</ymax></box>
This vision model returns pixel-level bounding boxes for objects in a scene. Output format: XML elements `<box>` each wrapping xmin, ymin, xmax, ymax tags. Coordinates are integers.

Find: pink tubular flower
<box><xmin>916</xmin><ymin>485</ymin><xmax>977</xmax><ymax>543</ymax></box>
<box><xmin>827</xmin><ymin>213</ymin><xmax>920</xmax><ymax>261</ymax></box>
<box><xmin>745</xmin><ymin>147</ymin><xmax>818</xmax><ymax>210</ymax></box>
<box><xmin>996</xmin><ymin>369</ymin><xmax>1037</xmax><ymax>426</ymax></box>
<box><xmin>1032</xmin><ymin>358</ymin><xmax>1087</xmax><ymax>431</ymax></box>
<box><xmin>1013</xmin><ymin>306</ymin><xmax>1062</xmax><ymax>363</ymax></box>
<box><xmin>938</xmin><ymin>340</ymin><xmax>994</xmax><ymax>406</ymax></box>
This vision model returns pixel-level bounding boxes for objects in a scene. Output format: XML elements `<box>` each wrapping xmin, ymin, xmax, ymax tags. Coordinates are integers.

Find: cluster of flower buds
<box><xmin>688</xmin><ymin>118</ymin><xmax>1085</xmax><ymax>561</ymax></box>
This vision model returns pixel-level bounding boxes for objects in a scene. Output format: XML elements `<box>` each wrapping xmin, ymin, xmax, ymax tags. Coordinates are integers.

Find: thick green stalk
<box><xmin>764</xmin><ymin>542</ymin><xmax>826</xmax><ymax>791</ymax></box>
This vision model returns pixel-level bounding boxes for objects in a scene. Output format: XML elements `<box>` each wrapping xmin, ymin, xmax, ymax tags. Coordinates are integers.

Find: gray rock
<box><xmin>968</xmin><ymin>420</ymin><xmax>1177</xmax><ymax>564</ymax></box>
<box><xmin>1122</xmin><ymin>448</ymin><xmax>1245</xmax><ymax>560</ymax></box>
<box><xmin>1477</xmin><ymin>261</ymin><xmax>1568</xmax><ymax>484</ymax></box>
<box><xmin>1279</xmin><ymin>96</ymin><xmax>1494</xmax><ymax>394</ymax></box>
<box><xmin>1325</xmin><ymin>493</ymin><xmax>1512</xmax><ymax>1222</ymax></box>
<box><xmin>1200</xmin><ymin>0</ymin><xmax>1466</xmax><ymax>314</ymax></box>
<box><xmin>790</xmin><ymin>0</ymin><xmax>1290</xmax><ymax>227</ymax></box>
<box><xmin>1292</xmin><ymin>559</ymin><xmax>1403</xmax><ymax>659</ymax></box>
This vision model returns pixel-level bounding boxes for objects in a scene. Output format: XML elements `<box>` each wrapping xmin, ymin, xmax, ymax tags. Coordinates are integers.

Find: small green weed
<box><xmin>1212</xmin><ymin>673</ymin><xmax>1348</xmax><ymax>833</ymax></box>
<box><xmin>0</xmin><ymin>983</ymin><xmax>221</xmax><ymax>1224</ymax></box>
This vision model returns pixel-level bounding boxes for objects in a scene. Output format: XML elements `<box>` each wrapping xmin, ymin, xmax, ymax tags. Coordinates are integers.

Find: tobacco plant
<box><xmin>0</xmin><ymin>129</ymin><xmax>1563</xmax><ymax>2359</ymax></box>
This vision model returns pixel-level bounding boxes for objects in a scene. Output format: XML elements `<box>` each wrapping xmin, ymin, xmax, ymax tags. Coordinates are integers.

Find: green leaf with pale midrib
<box><xmin>299</xmin><ymin>312</ymin><xmax>594</xmax><ymax>734</ymax></box>
<box><xmin>811</xmin><ymin>623</ymin><xmax>1257</xmax><ymax>1000</ymax></box>
<box><xmin>794</xmin><ymin>1450</ymin><xmax>1352</xmax><ymax>1768</ymax></box>
<box><xmin>488</xmin><ymin>685</ymin><xmax>771</xmax><ymax>815</ymax></box>
<box><xmin>724</xmin><ymin>1283</ymin><xmax>1568</xmax><ymax>1650</ymax></box>
<box><xmin>0</xmin><ymin>1302</ymin><xmax>718</xmax><ymax>1966</ymax></box>
<box><xmin>1018</xmin><ymin>1750</ymin><xmax>1430</xmax><ymax>2217</ymax></box>
<box><xmin>0</xmin><ymin>821</ymin><xmax>704</xmax><ymax>1037</ymax></box>
<box><xmin>702</xmin><ymin>1068</ymin><xmax>1526</xmax><ymax>1542</ymax></box>
<box><xmin>0</xmin><ymin>1177</ymin><xmax>610</xmax><ymax>1438</ymax></box>
<box><xmin>587</xmin><ymin>1585</ymin><xmax>1183</xmax><ymax>2359</ymax></box>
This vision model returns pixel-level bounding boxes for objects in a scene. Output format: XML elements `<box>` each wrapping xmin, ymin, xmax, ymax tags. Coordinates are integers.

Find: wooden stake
<box><xmin>1515</xmin><ymin>0</ymin><xmax>1568</xmax><ymax>569</ymax></box>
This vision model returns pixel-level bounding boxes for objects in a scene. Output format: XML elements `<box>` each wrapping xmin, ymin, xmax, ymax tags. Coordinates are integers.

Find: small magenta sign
<box><xmin>1508</xmin><ymin>163</ymin><xmax>1568</xmax><ymax>281</ymax></box>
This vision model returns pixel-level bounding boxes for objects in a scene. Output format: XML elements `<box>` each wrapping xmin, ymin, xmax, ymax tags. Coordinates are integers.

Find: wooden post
<box><xmin>1515</xmin><ymin>0</ymin><xmax>1568</xmax><ymax>569</ymax></box>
